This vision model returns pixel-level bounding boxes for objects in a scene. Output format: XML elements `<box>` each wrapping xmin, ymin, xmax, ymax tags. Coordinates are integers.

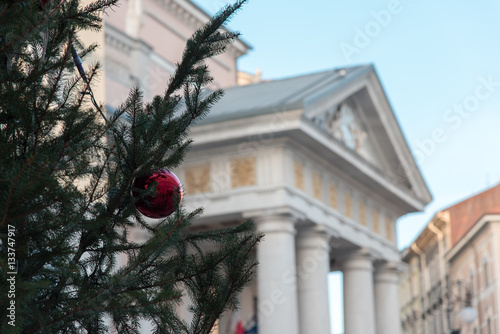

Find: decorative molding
<box><xmin>152</xmin><ymin>0</ymin><xmax>202</xmax><ymax>30</ymax></box>
<box><xmin>359</xmin><ymin>199</ymin><xmax>367</xmax><ymax>226</ymax></box>
<box><xmin>344</xmin><ymin>190</ymin><xmax>353</xmax><ymax>219</ymax></box>
<box><xmin>230</xmin><ymin>156</ymin><xmax>256</xmax><ymax>188</ymax></box>
<box><xmin>372</xmin><ymin>208</ymin><xmax>380</xmax><ymax>234</ymax></box>
<box><xmin>184</xmin><ymin>164</ymin><xmax>211</xmax><ymax>194</ymax></box>
<box><xmin>312</xmin><ymin>170</ymin><xmax>322</xmax><ymax>201</ymax></box>
<box><xmin>184</xmin><ymin>180</ymin><xmax>400</xmax><ymax>257</ymax></box>
<box><xmin>242</xmin><ymin>206</ymin><xmax>308</xmax><ymax>224</ymax></box>
<box><xmin>329</xmin><ymin>182</ymin><xmax>338</xmax><ymax>210</ymax></box>
<box><xmin>299</xmin><ymin>114</ymin><xmax>427</xmax><ymax>213</ymax></box>
<box><xmin>150</xmin><ymin>0</ymin><xmax>248</xmax><ymax>58</ymax></box>
<box><xmin>294</xmin><ymin>160</ymin><xmax>305</xmax><ymax>191</ymax></box>
<box><xmin>313</xmin><ymin>101</ymin><xmax>367</xmax><ymax>155</ymax></box>
<box><xmin>105</xmin><ymin>24</ymin><xmax>134</xmax><ymax>55</ymax></box>
<box><xmin>303</xmin><ymin>67</ymin><xmax>431</xmax><ymax>207</ymax></box>
<box><xmin>385</xmin><ymin>216</ymin><xmax>393</xmax><ymax>241</ymax></box>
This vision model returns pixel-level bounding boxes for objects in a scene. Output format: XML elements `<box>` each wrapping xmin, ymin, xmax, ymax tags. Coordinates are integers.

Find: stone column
<box><xmin>255</xmin><ymin>215</ymin><xmax>300</xmax><ymax>334</ymax></box>
<box><xmin>374</xmin><ymin>262</ymin><xmax>401</xmax><ymax>334</ymax></box>
<box><xmin>342</xmin><ymin>249</ymin><xmax>376</xmax><ymax>334</ymax></box>
<box><xmin>296</xmin><ymin>228</ymin><xmax>331</xmax><ymax>334</ymax></box>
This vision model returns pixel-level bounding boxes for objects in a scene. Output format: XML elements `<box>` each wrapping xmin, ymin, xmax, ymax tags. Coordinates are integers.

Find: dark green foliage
<box><xmin>0</xmin><ymin>0</ymin><xmax>261</xmax><ymax>333</ymax></box>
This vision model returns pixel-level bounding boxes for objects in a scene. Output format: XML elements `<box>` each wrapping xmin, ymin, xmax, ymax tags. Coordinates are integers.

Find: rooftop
<box><xmin>447</xmin><ymin>182</ymin><xmax>500</xmax><ymax>246</ymax></box>
<box><xmin>197</xmin><ymin>65</ymin><xmax>372</xmax><ymax>125</ymax></box>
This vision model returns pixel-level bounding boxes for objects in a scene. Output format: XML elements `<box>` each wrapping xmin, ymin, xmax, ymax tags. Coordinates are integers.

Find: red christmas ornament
<box><xmin>132</xmin><ymin>169</ymin><xmax>183</xmax><ymax>219</ymax></box>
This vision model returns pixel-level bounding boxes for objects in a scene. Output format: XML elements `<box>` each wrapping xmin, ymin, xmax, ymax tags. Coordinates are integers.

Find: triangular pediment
<box><xmin>308</xmin><ymin>99</ymin><xmax>386</xmax><ymax>170</ymax></box>
<box><xmin>190</xmin><ymin>64</ymin><xmax>432</xmax><ymax>207</ymax></box>
<box><xmin>303</xmin><ymin>66</ymin><xmax>431</xmax><ymax>204</ymax></box>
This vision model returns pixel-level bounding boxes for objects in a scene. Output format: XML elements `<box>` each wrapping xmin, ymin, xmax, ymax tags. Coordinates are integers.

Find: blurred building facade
<box><xmin>177</xmin><ymin>64</ymin><xmax>432</xmax><ymax>334</ymax></box>
<box><xmin>85</xmin><ymin>0</ymin><xmax>250</xmax><ymax>113</ymax></box>
<box><xmin>399</xmin><ymin>184</ymin><xmax>500</xmax><ymax>334</ymax></box>
<box><xmin>85</xmin><ymin>1</ymin><xmax>434</xmax><ymax>333</ymax></box>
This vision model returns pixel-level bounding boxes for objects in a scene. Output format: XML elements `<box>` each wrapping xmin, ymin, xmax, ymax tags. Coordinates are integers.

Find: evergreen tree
<box><xmin>0</xmin><ymin>0</ymin><xmax>261</xmax><ymax>333</ymax></box>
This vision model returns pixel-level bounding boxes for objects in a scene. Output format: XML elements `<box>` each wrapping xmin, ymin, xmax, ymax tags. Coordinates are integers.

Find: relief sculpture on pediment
<box><xmin>325</xmin><ymin>102</ymin><xmax>367</xmax><ymax>154</ymax></box>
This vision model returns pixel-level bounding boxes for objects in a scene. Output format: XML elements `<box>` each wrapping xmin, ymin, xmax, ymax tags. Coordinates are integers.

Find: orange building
<box><xmin>399</xmin><ymin>183</ymin><xmax>500</xmax><ymax>334</ymax></box>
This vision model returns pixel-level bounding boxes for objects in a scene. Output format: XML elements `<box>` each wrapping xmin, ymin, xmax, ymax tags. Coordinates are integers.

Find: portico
<box><xmin>177</xmin><ymin>65</ymin><xmax>432</xmax><ymax>334</ymax></box>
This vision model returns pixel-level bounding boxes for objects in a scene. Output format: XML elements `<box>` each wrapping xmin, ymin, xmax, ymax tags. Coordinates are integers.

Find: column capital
<box><xmin>243</xmin><ymin>207</ymin><xmax>306</xmax><ymax>222</ymax></box>
<box><xmin>296</xmin><ymin>225</ymin><xmax>331</xmax><ymax>251</ymax></box>
<box><xmin>256</xmin><ymin>219</ymin><xmax>296</xmax><ymax>235</ymax></box>
<box><xmin>374</xmin><ymin>260</ymin><xmax>404</xmax><ymax>272</ymax></box>
<box><xmin>374</xmin><ymin>261</ymin><xmax>402</xmax><ymax>284</ymax></box>
<box><xmin>243</xmin><ymin>207</ymin><xmax>306</xmax><ymax>235</ymax></box>
<box><xmin>339</xmin><ymin>248</ymin><xmax>375</xmax><ymax>272</ymax></box>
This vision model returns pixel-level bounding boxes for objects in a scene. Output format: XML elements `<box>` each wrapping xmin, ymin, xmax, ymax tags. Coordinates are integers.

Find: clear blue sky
<box><xmin>193</xmin><ymin>1</ymin><xmax>500</xmax><ymax>332</ymax></box>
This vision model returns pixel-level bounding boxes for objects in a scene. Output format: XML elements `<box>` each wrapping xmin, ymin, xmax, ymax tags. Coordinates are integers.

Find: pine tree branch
<box><xmin>84</xmin><ymin>144</ymin><xmax>115</xmax><ymax>205</ymax></box>
<box><xmin>0</xmin><ymin>1</ymin><xmax>259</xmax><ymax>332</ymax></box>
<box><xmin>131</xmin><ymin>88</ymin><xmax>139</xmax><ymax>164</ymax></box>
<box><xmin>0</xmin><ymin>3</ymin><xmax>13</xmax><ymax>19</ymax></box>
<box><xmin>124</xmin><ymin>231</ymin><xmax>260</xmax><ymax>294</ymax></box>
<box><xmin>42</xmin><ymin>37</ymin><xmax>72</xmax><ymax>120</ymax></box>
<box><xmin>31</xmin><ymin>215</ymin><xmax>186</xmax><ymax>331</ymax></box>
<box><xmin>32</xmin><ymin>60</ymin><xmax>40</xmax><ymax>151</ymax></box>
<box><xmin>76</xmin><ymin>295</ymin><xmax>179</xmax><ymax>313</ymax></box>
<box><xmin>188</xmin><ymin>234</ymin><xmax>260</xmax><ymax>334</ymax></box>
<box><xmin>0</xmin><ymin>0</ymin><xmax>67</xmax><ymax>53</ymax></box>
<box><xmin>0</xmin><ymin>155</ymin><xmax>34</xmax><ymax>227</ymax></box>
<box><xmin>164</xmin><ymin>0</ymin><xmax>245</xmax><ymax>98</ymax></box>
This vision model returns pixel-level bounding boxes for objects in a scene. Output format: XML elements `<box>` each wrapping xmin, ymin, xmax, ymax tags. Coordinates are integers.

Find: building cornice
<box><xmin>105</xmin><ymin>23</ymin><xmax>135</xmax><ymax>56</ymax></box>
<box><xmin>366</xmin><ymin>69</ymin><xmax>432</xmax><ymax>205</ymax></box>
<box><xmin>104</xmin><ymin>22</ymin><xmax>177</xmax><ymax>86</ymax></box>
<box><xmin>151</xmin><ymin>0</ymin><xmax>251</xmax><ymax>58</ymax></box>
<box><xmin>410</xmin><ymin>211</ymin><xmax>448</xmax><ymax>251</ymax></box>
<box><xmin>297</xmin><ymin>116</ymin><xmax>427</xmax><ymax>213</ymax></box>
<box><xmin>446</xmin><ymin>214</ymin><xmax>500</xmax><ymax>262</ymax></box>
<box><xmin>190</xmin><ymin>107</ymin><xmax>427</xmax><ymax>214</ymax></box>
